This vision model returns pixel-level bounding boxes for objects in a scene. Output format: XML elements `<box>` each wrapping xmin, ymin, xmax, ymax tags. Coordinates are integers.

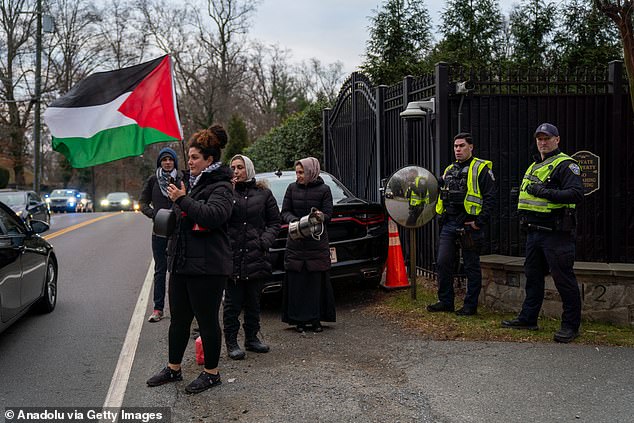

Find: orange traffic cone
<box><xmin>381</xmin><ymin>218</ymin><xmax>410</xmax><ymax>290</ymax></box>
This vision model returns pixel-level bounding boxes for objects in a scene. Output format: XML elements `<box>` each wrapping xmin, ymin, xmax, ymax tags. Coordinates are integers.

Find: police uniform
<box><xmin>430</xmin><ymin>156</ymin><xmax>496</xmax><ymax>313</ymax></box>
<box><xmin>511</xmin><ymin>147</ymin><xmax>584</xmax><ymax>337</ymax></box>
<box><xmin>405</xmin><ymin>175</ymin><xmax>429</xmax><ymax>226</ymax></box>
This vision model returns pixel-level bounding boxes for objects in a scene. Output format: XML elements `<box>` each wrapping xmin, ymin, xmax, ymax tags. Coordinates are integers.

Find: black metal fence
<box><xmin>323</xmin><ymin>61</ymin><xmax>633</xmax><ymax>271</ymax></box>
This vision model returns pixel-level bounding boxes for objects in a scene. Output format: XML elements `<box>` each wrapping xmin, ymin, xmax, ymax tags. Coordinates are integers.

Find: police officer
<box><xmin>502</xmin><ymin>123</ymin><xmax>584</xmax><ymax>343</ymax></box>
<box><xmin>427</xmin><ymin>132</ymin><xmax>496</xmax><ymax>316</ymax></box>
<box><xmin>405</xmin><ymin>170</ymin><xmax>429</xmax><ymax>226</ymax></box>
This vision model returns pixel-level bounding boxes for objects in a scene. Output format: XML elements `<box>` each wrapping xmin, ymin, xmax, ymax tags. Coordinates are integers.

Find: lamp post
<box><xmin>33</xmin><ymin>0</ymin><xmax>42</xmax><ymax>193</ymax></box>
<box><xmin>399</xmin><ymin>99</ymin><xmax>436</xmax><ymax>299</ymax></box>
<box><xmin>32</xmin><ymin>0</ymin><xmax>53</xmax><ymax>193</ymax></box>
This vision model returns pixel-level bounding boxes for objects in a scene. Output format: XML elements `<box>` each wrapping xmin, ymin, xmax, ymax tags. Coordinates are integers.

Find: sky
<box><xmin>249</xmin><ymin>0</ymin><xmax>519</xmax><ymax>74</ymax></box>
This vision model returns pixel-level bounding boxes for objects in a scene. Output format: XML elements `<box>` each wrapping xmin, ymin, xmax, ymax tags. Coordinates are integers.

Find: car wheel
<box><xmin>34</xmin><ymin>258</ymin><xmax>57</xmax><ymax>313</ymax></box>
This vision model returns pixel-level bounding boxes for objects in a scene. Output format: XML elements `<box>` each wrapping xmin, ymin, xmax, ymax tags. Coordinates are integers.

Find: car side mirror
<box><xmin>29</xmin><ymin>219</ymin><xmax>50</xmax><ymax>234</ymax></box>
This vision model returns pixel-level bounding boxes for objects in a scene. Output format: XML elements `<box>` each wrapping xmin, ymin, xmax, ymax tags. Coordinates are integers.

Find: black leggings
<box><xmin>168</xmin><ymin>273</ymin><xmax>226</xmax><ymax>369</ymax></box>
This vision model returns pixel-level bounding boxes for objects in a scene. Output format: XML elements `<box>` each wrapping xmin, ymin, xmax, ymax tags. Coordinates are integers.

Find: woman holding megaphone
<box><xmin>281</xmin><ymin>157</ymin><xmax>336</xmax><ymax>333</ymax></box>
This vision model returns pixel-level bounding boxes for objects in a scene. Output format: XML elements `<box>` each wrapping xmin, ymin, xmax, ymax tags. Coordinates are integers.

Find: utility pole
<box><xmin>33</xmin><ymin>0</ymin><xmax>42</xmax><ymax>193</ymax></box>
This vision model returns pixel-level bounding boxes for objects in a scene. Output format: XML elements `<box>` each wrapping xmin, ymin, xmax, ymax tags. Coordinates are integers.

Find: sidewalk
<box><xmin>130</xmin><ymin>288</ymin><xmax>634</xmax><ymax>422</ymax></box>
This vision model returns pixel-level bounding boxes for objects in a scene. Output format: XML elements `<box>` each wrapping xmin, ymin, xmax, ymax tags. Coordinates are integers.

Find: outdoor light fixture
<box><xmin>455</xmin><ymin>80</ymin><xmax>475</xmax><ymax>94</ymax></box>
<box><xmin>399</xmin><ymin>98</ymin><xmax>435</xmax><ymax>119</ymax></box>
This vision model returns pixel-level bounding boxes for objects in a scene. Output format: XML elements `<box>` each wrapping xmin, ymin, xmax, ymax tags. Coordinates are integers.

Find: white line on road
<box><xmin>102</xmin><ymin>260</ymin><xmax>154</xmax><ymax>411</ymax></box>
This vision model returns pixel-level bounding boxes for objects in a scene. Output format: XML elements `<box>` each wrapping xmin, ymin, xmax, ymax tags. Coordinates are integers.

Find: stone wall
<box><xmin>479</xmin><ymin>255</ymin><xmax>634</xmax><ymax>327</ymax></box>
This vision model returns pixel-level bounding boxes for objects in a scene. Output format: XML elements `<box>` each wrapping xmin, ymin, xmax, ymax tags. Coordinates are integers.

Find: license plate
<box><xmin>330</xmin><ymin>247</ymin><xmax>337</xmax><ymax>263</ymax></box>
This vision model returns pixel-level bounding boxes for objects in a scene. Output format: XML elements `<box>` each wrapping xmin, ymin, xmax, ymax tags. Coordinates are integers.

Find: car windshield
<box><xmin>50</xmin><ymin>189</ymin><xmax>77</xmax><ymax>198</ymax></box>
<box><xmin>262</xmin><ymin>173</ymin><xmax>354</xmax><ymax>208</ymax></box>
<box><xmin>107</xmin><ymin>193</ymin><xmax>130</xmax><ymax>201</ymax></box>
<box><xmin>0</xmin><ymin>192</ymin><xmax>26</xmax><ymax>206</ymax></box>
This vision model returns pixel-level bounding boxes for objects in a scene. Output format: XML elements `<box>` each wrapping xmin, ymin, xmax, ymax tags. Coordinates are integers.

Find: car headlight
<box><xmin>121</xmin><ymin>199</ymin><xmax>130</xmax><ymax>206</ymax></box>
<box><xmin>15</xmin><ymin>210</ymin><xmax>23</xmax><ymax>217</ymax></box>
<box><xmin>101</xmin><ymin>199</ymin><xmax>109</xmax><ymax>206</ymax></box>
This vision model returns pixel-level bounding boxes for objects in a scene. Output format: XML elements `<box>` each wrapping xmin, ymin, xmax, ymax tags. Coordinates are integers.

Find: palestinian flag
<box><xmin>44</xmin><ymin>55</ymin><xmax>182</xmax><ymax>168</ymax></box>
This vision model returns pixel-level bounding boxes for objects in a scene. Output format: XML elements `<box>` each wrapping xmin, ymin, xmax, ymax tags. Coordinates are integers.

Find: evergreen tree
<box><xmin>508</xmin><ymin>0</ymin><xmax>558</xmax><ymax>67</ymax></box>
<box><xmin>434</xmin><ymin>0</ymin><xmax>505</xmax><ymax>68</ymax></box>
<box><xmin>223</xmin><ymin>114</ymin><xmax>250</xmax><ymax>162</ymax></box>
<box><xmin>245</xmin><ymin>100</ymin><xmax>329</xmax><ymax>172</ymax></box>
<box><xmin>594</xmin><ymin>0</ymin><xmax>634</xmax><ymax>112</ymax></box>
<box><xmin>360</xmin><ymin>0</ymin><xmax>434</xmax><ymax>84</ymax></box>
<box><xmin>555</xmin><ymin>0</ymin><xmax>622</xmax><ymax>70</ymax></box>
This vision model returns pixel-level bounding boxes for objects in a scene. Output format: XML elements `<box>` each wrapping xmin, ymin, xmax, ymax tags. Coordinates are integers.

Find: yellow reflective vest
<box><xmin>518</xmin><ymin>152</ymin><xmax>577</xmax><ymax>213</ymax></box>
<box><xmin>408</xmin><ymin>176</ymin><xmax>429</xmax><ymax>207</ymax></box>
<box><xmin>435</xmin><ymin>157</ymin><xmax>493</xmax><ymax>215</ymax></box>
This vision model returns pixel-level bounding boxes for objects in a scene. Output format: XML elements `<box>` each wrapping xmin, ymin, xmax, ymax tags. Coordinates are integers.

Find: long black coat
<box><xmin>281</xmin><ymin>177</ymin><xmax>333</xmax><ymax>272</ymax></box>
<box><xmin>228</xmin><ymin>179</ymin><xmax>281</xmax><ymax>281</ymax></box>
<box><xmin>167</xmin><ymin>166</ymin><xmax>234</xmax><ymax>276</ymax></box>
<box><xmin>139</xmin><ymin>173</ymin><xmax>180</xmax><ymax>220</ymax></box>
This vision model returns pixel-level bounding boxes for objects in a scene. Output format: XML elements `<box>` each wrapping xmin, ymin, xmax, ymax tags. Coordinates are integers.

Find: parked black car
<box><xmin>0</xmin><ymin>189</ymin><xmax>51</xmax><ymax>225</ymax></box>
<box><xmin>0</xmin><ymin>201</ymin><xmax>58</xmax><ymax>334</ymax></box>
<box><xmin>257</xmin><ymin>170</ymin><xmax>388</xmax><ymax>293</ymax></box>
<box><xmin>47</xmin><ymin>188</ymin><xmax>81</xmax><ymax>213</ymax></box>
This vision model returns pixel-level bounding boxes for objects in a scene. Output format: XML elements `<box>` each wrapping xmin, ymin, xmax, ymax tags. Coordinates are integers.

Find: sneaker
<box><xmin>426</xmin><ymin>302</ymin><xmax>455</xmax><ymax>312</ymax></box>
<box><xmin>147</xmin><ymin>366</ymin><xmax>182</xmax><ymax>387</ymax></box>
<box><xmin>311</xmin><ymin>322</ymin><xmax>323</xmax><ymax>333</ymax></box>
<box><xmin>148</xmin><ymin>310</ymin><xmax>163</xmax><ymax>322</ymax></box>
<box><xmin>185</xmin><ymin>371</ymin><xmax>221</xmax><ymax>394</ymax></box>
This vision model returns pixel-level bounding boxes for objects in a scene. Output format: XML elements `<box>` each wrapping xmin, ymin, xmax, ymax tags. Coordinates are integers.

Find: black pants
<box><xmin>223</xmin><ymin>278</ymin><xmax>264</xmax><ymax>342</ymax></box>
<box><xmin>518</xmin><ymin>230</ymin><xmax>581</xmax><ymax>331</ymax></box>
<box><xmin>436</xmin><ymin>219</ymin><xmax>484</xmax><ymax>309</ymax></box>
<box><xmin>168</xmin><ymin>273</ymin><xmax>226</xmax><ymax>369</ymax></box>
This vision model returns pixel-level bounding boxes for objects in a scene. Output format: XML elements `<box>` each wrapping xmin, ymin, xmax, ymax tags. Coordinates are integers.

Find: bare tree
<box><xmin>0</xmin><ymin>0</ymin><xmax>37</xmax><ymax>186</ymax></box>
<box><xmin>594</xmin><ymin>0</ymin><xmax>634</xmax><ymax>111</ymax></box>
<box><xmin>298</xmin><ymin>58</ymin><xmax>345</xmax><ymax>104</ymax></box>
<box><xmin>244</xmin><ymin>42</ymin><xmax>306</xmax><ymax>135</ymax></box>
<box><xmin>94</xmin><ymin>0</ymin><xmax>150</xmax><ymax>69</ymax></box>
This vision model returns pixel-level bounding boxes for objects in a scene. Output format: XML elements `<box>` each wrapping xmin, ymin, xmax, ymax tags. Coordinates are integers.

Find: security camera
<box><xmin>400</xmin><ymin>98</ymin><xmax>435</xmax><ymax>120</ymax></box>
<box><xmin>455</xmin><ymin>81</ymin><xmax>475</xmax><ymax>94</ymax></box>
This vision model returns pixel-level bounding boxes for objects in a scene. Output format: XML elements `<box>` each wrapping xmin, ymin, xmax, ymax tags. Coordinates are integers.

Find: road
<box><xmin>1</xmin><ymin>212</ymin><xmax>633</xmax><ymax>423</ymax></box>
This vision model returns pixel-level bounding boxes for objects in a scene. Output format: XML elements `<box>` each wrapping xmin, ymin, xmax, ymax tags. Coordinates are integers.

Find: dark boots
<box><xmin>225</xmin><ymin>336</ymin><xmax>246</xmax><ymax>360</ymax></box>
<box><xmin>245</xmin><ymin>336</ymin><xmax>270</xmax><ymax>353</ymax></box>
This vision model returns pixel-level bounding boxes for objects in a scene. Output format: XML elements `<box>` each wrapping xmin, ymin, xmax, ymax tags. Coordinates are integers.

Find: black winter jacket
<box><xmin>281</xmin><ymin>177</ymin><xmax>333</xmax><ymax>272</ymax></box>
<box><xmin>167</xmin><ymin>166</ymin><xmax>234</xmax><ymax>276</ymax></box>
<box><xmin>229</xmin><ymin>179</ymin><xmax>281</xmax><ymax>281</ymax></box>
<box><xmin>139</xmin><ymin>173</ymin><xmax>181</xmax><ymax>220</ymax></box>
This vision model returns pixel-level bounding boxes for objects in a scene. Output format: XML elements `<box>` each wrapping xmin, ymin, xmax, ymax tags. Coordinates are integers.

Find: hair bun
<box><xmin>209</xmin><ymin>124</ymin><xmax>228</xmax><ymax>149</ymax></box>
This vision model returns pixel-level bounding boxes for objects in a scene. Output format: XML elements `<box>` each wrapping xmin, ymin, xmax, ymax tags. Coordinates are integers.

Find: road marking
<box><xmin>43</xmin><ymin>213</ymin><xmax>119</xmax><ymax>240</ymax></box>
<box><xmin>102</xmin><ymin>260</ymin><xmax>154</xmax><ymax>410</ymax></box>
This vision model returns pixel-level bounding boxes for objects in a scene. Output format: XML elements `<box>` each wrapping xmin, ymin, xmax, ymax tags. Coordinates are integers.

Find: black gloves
<box><xmin>526</xmin><ymin>183</ymin><xmax>547</xmax><ymax>198</ymax></box>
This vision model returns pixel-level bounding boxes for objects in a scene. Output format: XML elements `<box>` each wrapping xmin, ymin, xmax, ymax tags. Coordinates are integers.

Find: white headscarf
<box><xmin>231</xmin><ymin>154</ymin><xmax>256</xmax><ymax>182</ymax></box>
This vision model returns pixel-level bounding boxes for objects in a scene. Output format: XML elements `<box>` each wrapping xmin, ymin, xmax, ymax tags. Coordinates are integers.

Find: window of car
<box><xmin>51</xmin><ymin>189</ymin><xmax>79</xmax><ymax>196</ymax></box>
<box><xmin>28</xmin><ymin>193</ymin><xmax>42</xmax><ymax>205</ymax></box>
<box><xmin>0</xmin><ymin>206</ymin><xmax>24</xmax><ymax>236</ymax></box>
<box><xmin>261</xmin><ymin>173</ymin><xmax>354</xmax><ymax>208</ymax></box>
<box><xmin>106</xmin><ymin>192</ymin><xmax>130</xmax><ymax>201</ymax></box>
<box><xmin>0</xmin><ymin>191</ymin><xmax>26</xmax><ymax>206</ymax></box>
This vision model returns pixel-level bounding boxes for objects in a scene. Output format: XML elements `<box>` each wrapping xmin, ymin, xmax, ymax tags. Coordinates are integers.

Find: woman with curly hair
<box><xmin>147</xmin><ymin>124</ymin><xmax>233</xmax><ymax>394</ymax></box>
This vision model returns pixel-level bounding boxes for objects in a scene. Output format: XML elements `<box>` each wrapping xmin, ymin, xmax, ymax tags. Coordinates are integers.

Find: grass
<box><xmin>366</xmin><ymin>277</ymin><xmax>634</xmax><ymax>347</ymax></box>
